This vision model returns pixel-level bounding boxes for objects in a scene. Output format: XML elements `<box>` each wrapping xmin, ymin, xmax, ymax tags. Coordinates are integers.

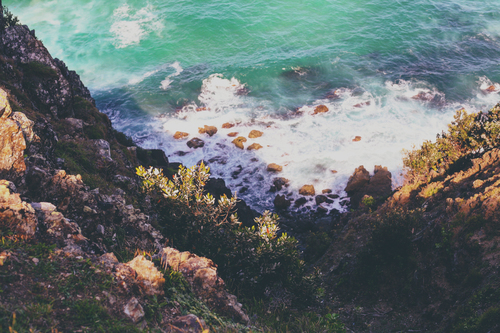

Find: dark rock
<box><xmin>187</xmin><ymin>137</ymin><xmax>205</xmax><ymax>149</ymax></box>
<box><xmin>294</xmin><ymin>197</ymin><xmax>308</xmax><ymax>207</ymax></box>
<box><xmin>345</xmin><ymin>165</ymin><xmax>391</xmax><ymax>208</ymax></box>
<box><xmin>137</xmin><ymin>148</ymin><xmax>169</xmax><ymax>168</ymax></box>
<box><xmin>315</xmin><ymin>195</ymin><xmax>333</xmax><ymax>205</ymax></box>
<box><xmin>274</xmin><ymin>194</ymin><xmax>291</xmax><ymax>210</ymax></box>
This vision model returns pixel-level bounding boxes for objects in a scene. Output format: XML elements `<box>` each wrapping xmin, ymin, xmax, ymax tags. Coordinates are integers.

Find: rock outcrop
<box><xmin>345</xmin><ymin>165</ymin><xmax>392</xmax><ymax>208</ymax></box>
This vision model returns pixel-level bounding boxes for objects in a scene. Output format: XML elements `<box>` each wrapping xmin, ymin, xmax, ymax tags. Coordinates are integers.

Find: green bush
<box><xmin>2</xmin><ymin>6</ymin><xmax>21</xmax><ymax>28</ymax></box>
<box><xmin>137</xmin><ymin>163</ymin><xmax>315</xmax><ymax>302</ymax></box>
<box><xmin>403</xmin><ymin>104</ymin><xmax>500</xmax><ymax>178</ymax></box>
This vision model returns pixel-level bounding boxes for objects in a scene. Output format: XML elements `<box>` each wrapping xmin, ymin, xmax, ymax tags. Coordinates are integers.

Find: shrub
<box><xmin>403</xmin><ymin>104</ymin><xmax>500</xmax><ymax>178</ymax></box>
<box><xmin>137</xmin><ymin>163</ymin><xmax>315</xmax><ymax>302</ymax></box>
<box><xmin>2</xmin><ymin>6</ymin><xmax>21</xmax><ymax>28</ymax></box>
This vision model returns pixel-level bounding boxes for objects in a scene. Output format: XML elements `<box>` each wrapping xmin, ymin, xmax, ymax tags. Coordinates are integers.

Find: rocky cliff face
<box><xmin>0</xmin><ymin>23</ymin><xmax>249</xmax><ymax>332</ymax></box>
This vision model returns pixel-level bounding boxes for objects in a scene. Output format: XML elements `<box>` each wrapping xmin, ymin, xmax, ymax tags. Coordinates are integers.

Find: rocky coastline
<box><xmin>1</xmin><ymin>14</ymin><xmax>500</xmax><ymax>333</ymax></box>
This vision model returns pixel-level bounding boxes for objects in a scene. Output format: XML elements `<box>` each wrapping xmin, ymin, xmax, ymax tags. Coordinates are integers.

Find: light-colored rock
<box><xmin>12</xmin><ymin>112</ymin><xmax>35</xmax><ymax>143</ymax></box>
<box><xmin>299</xmin><ymin>185</ymin><xmax>316</xmax><ymax>196</ymax></box>
<box><xmin>267</xmin><ymin>163</ymin><xmax>283</xmax><ymax>172</ymax></box>
<box><xmin>227</xmin><ymin>132</ymin><xmax>238</xmax><ymax>137</ymax></box>
<box><xmin>313</xmin><ymin>105</ymin><xmax>329</xmax><ymax>114</ymax></box>
<box><xmin>352</xmin><ymin>136</ymin><xmax>362</xmax><ymax>142</ymax></box>
<box><xmin>126</xmin><ymin>255</ymin><xmax>165</xmax><ymax>296</ymax></box>
<box><xmin>198</xmin><ymin>125</ymin><xmax>217</xmax><ymax>137</ymax></box>
<box><xmin>0</xmin><ymin>104</ymin><xmax>26</xmax><ymax>177</ymax></box>
<box><xmin>232</xmin><ymin>136</ymin><xmax>247</xmax><ymax>149</ymax></box>
<box><xmin>0</xmin><ymin>180</ymin><xmax>37</xmax><ymax>236</ymax></box>
<box><xmin>92</xmin><ymin>139</ymin><xmax>112</xmax><ymax>161</ymax></box>
<box><xmin>167</xmin><ymin>314</ymin><xmax>207</xmax><ymax>333</ymax></box>
<box><xmin>124</xmin><ymin>297</ymin><xmax>144</xmax><ymax>323</ymax></box>
<box><xmin>248</xmin><ymin>130</ymin><xmax>263</xmax><ymax>138</ymax></box>
<box><xmin>222</xmin><ymin>122</ymin><xmax>234</xmax><ymax>129</ymax></box>
<box><xmin>173</xmin><ymin>131</ymin><xmax>189</xmax><ymax>139</ymax></box>
<box><xmin>0</xmin><ymin>89</ymin><xmax>12</xmax><ymax>119</ymax></box>
<box><xmin>247</xmin><ymin>143</ymin><xmax>263</xmax><ymax>150</ymax></box>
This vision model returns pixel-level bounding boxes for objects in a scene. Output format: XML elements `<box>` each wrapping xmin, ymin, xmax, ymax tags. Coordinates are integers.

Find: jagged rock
<box><xmin>93</xmin><ymin>139</ymin><xmax>112</xmax><ymax>161</ymax></box>
<box><xmin>198</xmin><ymin>125</ymin><xmax>217</xmax><ymax>137</ymax></box>
<box><xmin>270</xmin><ymin>177</ymin><xmax>289</xmax><ymax>192</ymax></box>
<box><xmin>293</xmin><ymin>197</ymin><xmax>307</xmax><ymax>207</ymax></box>
<box><xmin>315</xmin><ymin>195</ymin><xmax>333</xmax><ymax>205</ymax></box>
<box><xmin>161</xmin><ymin>247</ymin><xmax>249</xmax><ymax>323</ymax></box>
<box><xmin>267</xmin><ymin>163</ymin><xmax>283</xmax><ymax>172</ymax></box>
<box><xmin>313</xmin><ymin>105</ymin><xmax>329</xmax><ymax>114</ymax></box>
<box><xmin>0</xmin><ymin>92</ymin><xmax>27</xmax><ymax>179</ymax></box>
<box><xmin>11</xmin><ymin>112</ymin><xmax>35</xmax><ymax>143</ymax></box>
<box><xmin>232</xmin><ymin>136</ymin><xmax>247</xmax><ymax>149</ymax></box>
<box><xmin>0</xmin><ymin>89</ymin><xmax>13</xmax><ymax>119</ymax></box>
<box><xmin>173</xmin><ymin>131</ymin><xmax>189</xmax><ymax>139</ymax></box>
<box><xmin>247</xmin><ymin>143</ymin><xmax>263</xmax><ymax>150</ymax></box>
<box><xmin>34</xmin><ymin>203</ymin><xmax>82</xmax><ymax>244</ymax></box>
<box><xmin>0</xmin><ymin>180</ymin><xmax>37</xmax><ymax>236</ymax></box>
<box><xmin>248</xmin><ymin>130</ymin><xmax>263</xmax><ymax>138</ymax></box>
<box><xmin>299</xmin><ymin>185</ymin><xmax>315</xmax><ymax>196</ymax></box>
<box><xmin>167</xmin><ymin>314</ymin><xmax>207</xmax><ymax>333</ymax></box>
<box><xmin>322</xmin><ymin>189</ymin><xmax>332</xmax><ymax>194</ymax></box>
<box><xmin>64</xmin><ymin>118</ymin><xmax>83</xmax><ymax>132</ymax></box>
<box><xmin>274</xmin><ymin>194</ymin><xmax>291</xmax><ymax>210</ymax></box>
<box><xmin>124</xmin><ymin>297</ymin><xmax>145</xmax><ymax>323</ymax></box>
<box><xmin>345</xmin><ymin>165</ymin><xmax>391</xmax><ymax>208</ymax></box>
<box><xmin>187</xmin><ymin>137</ymin><xmax>205</xmax><ymax>149</ymax></box>
<box><xmin>126</xmin><ymin>255</ymin><xmax>165</xmax><ymax>296</ymax></box>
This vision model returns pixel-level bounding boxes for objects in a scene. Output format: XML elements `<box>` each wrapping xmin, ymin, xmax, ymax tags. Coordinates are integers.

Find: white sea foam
<box><xmin>160</xmin><ymin>62</ymin><xmax>184</xmax><ymax>90</ymax></box>
<box><xmin>128</xmin><ymin>69</ymin><xmax>160</xmax><ymax>85</ymax></box>
<box><xmin>135</xmin><ymin>75</ymin><xmax>464</xmax><ymax>213</ymax></box>
<box><xmin>110</xmin><ymin>4</ymin><xmax>164</xmax><ymax>49</ymax></box>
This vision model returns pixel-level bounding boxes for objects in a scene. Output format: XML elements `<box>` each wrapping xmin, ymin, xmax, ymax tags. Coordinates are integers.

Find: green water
<box><xmin>9</xmin><ymin>0</ymin><xmax>500</xmax><ymax>211</ymax></box>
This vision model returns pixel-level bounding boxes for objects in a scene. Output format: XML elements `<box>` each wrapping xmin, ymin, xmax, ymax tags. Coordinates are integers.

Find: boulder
<box><xmin>126</xmin><ymin>255</ymin><xmax>165</xmax><ymax>296</ymax></box>
<box><xmin>248</xmin><ymin>130</ymin><xmax>263</xmax><ymax>138</ymax></box>
<box><xmin>198</xmin><ymin>125</ymin><xmax>217</xmax><ymax>137</ymax></box>
<box><xmin>161</xmin><ymin>247</ymin><xmax>249</xmax><ymax>323</ymax></box>
<box><xmin>11</xmin><ymin>112</ymin><xmax>35</xmax><ymax>143</ymax></box>
<box><xmin>315</xmin><ymin>195</ymin><xmax>333</xmax><ymax>205</ymax></box>
<box><xmin>124</xmin><ymin>297</ymin><xmax>144</xmax><ymax>323</ymax></box>
<box><xmin>299</xmin><ymin>185</ymin><xmax>315</xmax><ymax>196</ymax></box>
<box><xmin>232</xmin><ymin>136</ymin><xmax>247</xmax><ymax>149</ymax></box>
<box><xmin>313</xmin><ymin>105</ymin><xmax>329</xmax><ymax>114</ymax></box>
<box><xmin>173</xmin><ymin>131</ymin><xmax>189</xmax><ymax>139</ymax></box>
<box><xmin>352</xmin><ymin>136</ymin><xmax>362</xmax><ymax>142</ymax></box>
<box><xmin>274</xmin><ymin>194</ymin><xmax>291</xmax><ymax>210</ymax></box>
<box><xmin>227</xmin><ymin>132</ymin><xmax>238</xmax><ymax>137</ymax></box>
<box><xmin>247</xmin><ymin>143</ymin><xmax>263</xmax><ymax>150</ymax></box>
<box><xmin>270</xmin><ymin>177</ymin><xmax>289</xmax><ymax>192</ymax></box>
<box><xmin>187</xmin><ymin>137</ymin><xmax>205</xmax><ymax>149</ymax></box>
<box><xmin>294</xmin><ymin>197</ymin><xmax>308</xmax><ymax>207</ymax></box>
<box><xmin>267</xmin><ymin>163</ymin><xmax>283</xmax><ymax>172</ymax></box>
<box><xmin>92</xmin><ymin>139</ymin><xmax>112</xmax><ymax>161</ymax></box>
<box><xmin>0</xmin><ymin>89</ymin><xmax>13</xmax><ymax>119</ymax></box>
<box><xmin>345</xmin><ymin>165</ymin><xmax>392</xmax><ymax>208</ymax></box>
<box><xmin>222</xmin><ymin>122</ymin><xmax>234</xmax><ymax>129</ymax></box>
<box><xmin>0</xmin><ymin>180</ymin><xmax>37</xmax><ymax>237</ymax></box>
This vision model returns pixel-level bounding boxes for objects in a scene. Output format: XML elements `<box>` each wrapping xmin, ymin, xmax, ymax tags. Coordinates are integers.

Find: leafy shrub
<box><xmin>137</xmin><ymin>164</ymin><xmax>315</xmax><ymax>302</ymax></box>
<box><xmin>403</xmin><ymin>104</ymin><xmax>500</xmax><ymax>178</ymax></box>
<box><xmin>2</xmin><ymin>6</ymin><xmax>21</xmax><ymax>28</ymax></box>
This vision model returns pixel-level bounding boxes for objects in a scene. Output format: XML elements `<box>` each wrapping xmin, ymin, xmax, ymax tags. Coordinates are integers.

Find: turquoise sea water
<box><xmin>10</xmin><ymin>0</ymin><xmax>500</xmax><ymax>211</ymax></box>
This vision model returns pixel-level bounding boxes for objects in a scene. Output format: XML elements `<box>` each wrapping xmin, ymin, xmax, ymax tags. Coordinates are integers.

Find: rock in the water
<box><xmin>486</xmin><ymin>85</ymin><xmax>497</xmax><ymax>92</ymax></box>
<box><xmin>187</xmin><ymin>137</ymin><xmax>205</xmax><ymax>149</ymax></box>
<box><xmin>248</xmin><ymin>130</ymin><xmax>263</xmax><ymax>138</ymax></box>
<box><xmin>232</xmin><ymin>136</ymin><xmax>247</xmax><ymax>149</ymax></box>
<box><xmin>294</xmin><ymin>197</ymin><xmax>308</xmax><ymax>207</ymax></box>
<box><xmin>322</xmin><ymin>189</ymin><xmax>332</xmax><ymax>194</ymax></box>
<box><xmin>270</xmin><ymin>177</ymin><xmax>289</xmax><ymax>192</ymax></box>
<box><xmin>198</xmin><ymin>125</ymin><xmax>217</xmax><ymax>137</ymax></box>
<box><xmin>313</xmin><ymin>105</ymin><xmax>329</xmax><ymax>114</ymax></box>
<box><xmin>299</xmin><ymin>185</ymin><xmax>315</xmax><ymax>196</ymax></box>
<box><xmin>227</xmin><ymin>132</ymin><xmax>238</xmax><ymax>137</ymax></box>
<box><xmin>352</xmin><ymin>136</ymin><xmax>362</xmax><ymax>142</ymax></box>
<box><xmin>124</xmin><ymin>297</ymin><xmax>144</xmax><ymax>323</ymax></box>
<box><xmin>222</xmin><ymin>122</ymin><xmax>235</xmax><ymax>128</ymax></box>
<box><xmin>345</xmin><ymin>166</ymin><xmax>370</xmax><ymax>194</ymax></box>
<box><xmin>173</xmin><ymin>131</ymin><xmax>189</xmax><ymax>139</ymax></box>
<box><xmin>315</xmin><ymin>195</ymin><xmax>333</xmax><ymax>205</ymax></box>
<box><xmin>247</xmin><ymin>143</ymin><xmax>263</xmax><ymax>150</ymax></box>
<box><xmin>267</xmin><ymin>163</ymin><xmax>283</xmax><ymax>172</ymax></box>
<box><xmin>274</xmin><ymin>194</ymin><xmax>291</xmax><ymax>210</ymax></box>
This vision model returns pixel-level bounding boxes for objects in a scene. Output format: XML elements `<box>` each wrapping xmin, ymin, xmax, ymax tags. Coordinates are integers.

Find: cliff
<box><xmin>1</xmin><ymin>12</ymin><xmax>500</xmax><ymax>333</ymax></box>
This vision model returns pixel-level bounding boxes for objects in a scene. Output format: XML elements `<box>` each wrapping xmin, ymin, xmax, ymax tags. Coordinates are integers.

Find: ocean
<box><xmin>10</xmin><ymin>0</ymin><xmax>500</xmax><ymax>212</ymax></box>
